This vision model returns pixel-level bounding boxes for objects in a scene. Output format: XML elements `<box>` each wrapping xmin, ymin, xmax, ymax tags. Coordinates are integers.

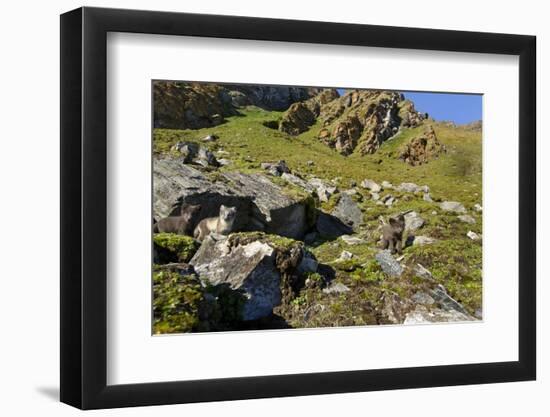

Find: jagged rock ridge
<box><xmin>280</xmin><ymin>89</ymin><xmax>428</xmax><ymax>155</ymax></box>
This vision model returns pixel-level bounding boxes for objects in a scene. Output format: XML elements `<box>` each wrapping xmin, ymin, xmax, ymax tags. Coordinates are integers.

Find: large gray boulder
<box><xmin>153</xmin><ymin>158</ymin><xmax>309</xmax><ymax>239</ymax></box>
<box><xmin>315</xmin><ymin>212</ymin><xmax>353</xmax><ymax>238</ymax></box>
<box><xmin>189</xmin><ymin>234</ymin><xmax>282</xmax><ymax>320</ymax></box>
<box><xmin>331</xmin><ymin>193</ymin><xmax>363</xmax><ymax>231</ymax></box>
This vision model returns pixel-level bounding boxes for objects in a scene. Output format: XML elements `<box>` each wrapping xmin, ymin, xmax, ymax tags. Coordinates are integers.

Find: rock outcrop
<box><xmin>317</xmin><ymin>90</ymin><xmax>426</xmax><ymax>155</ymax></box>
<box><xmin>153</xmin><ymin>81</ymin><xmax>323</xmax><ymax>130</ymax></box>
<box><xmin>153</xmin><ymin>158</ymin><xmax>310</xmax><ymax>239</ymax></box>
<box><xmin>398</xmin><ymin>125</ymin><xmax>446</xmax><ymax>166</ymax></box>
<box><xmin>190</xmin><ymin>233</ymin><xmax>305</xmax><ymax>320</ymax></box>
<box><xmin>278</xmin><ymin>89</ymin><xmax>340</xmax><ymax>135</ymax></box>
<box><xmin>153</xmin><ymin>82</ymin><xmax>236</xmax><ymax>130</ymax></box>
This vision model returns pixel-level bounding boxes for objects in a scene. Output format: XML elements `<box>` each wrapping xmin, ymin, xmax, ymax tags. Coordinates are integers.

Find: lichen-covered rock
<box><xmin>153</xmin><ymin>159</ymin><xmax>309</xmax><ymax>239</ymax></box>
<box><xmin>399</xmin><ymin>125</ymin><xmax>446</xmax><ymax>166</ymax></box>
<box><xmin>189</xmin><ymin>233</ymin><xmax>305</xmax><ymax>320</ymax></box>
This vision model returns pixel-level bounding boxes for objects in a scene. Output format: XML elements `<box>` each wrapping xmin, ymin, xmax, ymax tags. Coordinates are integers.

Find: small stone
<box><xmin>431</xmin><ymin>210</ymin><xmax>437</xmax><ymax>215</ymax></box>
<box><xmin>218</xmin><ymin>158</ymin><xmax>231</xmax><ymax>166</ymax></box>
<box><xmin>473</xmin><ymin>203</ymin><xmax>483</xmax><ymax>212</ymax></box>
<box><xmin>385</xmin><ymin>196</ymin><xmax>396</xmax><ymax>206</ymax></box>
<box><xmin>306</xmin><ymin>160</ymin><xmax>315</xmax><ymax>166</ymax></box>
<box><xmin>370</xmin><ymin>192</ymin><xmax>380</xmax><ymax>201</ymax></box>
<box><xmin>381</xmin><ymin>180</ymin><xmax>393</xmax><ymax>189</ymax></box>
<box><xmin>423</xmin><ymin>193</ymin><xmax>433</xmax><ymax>202</ymax></box>
<box><xmin>361</xmin><ymin>179</ymin><xmax>381</xmax><ymax>192</ymax></box>
<box><xmin>412</xmin><ymin>236</ymin><xmax>436</xmax><ymax>246</ymax></box>
<box><xmin>440</xmin><ymin>201</ymin><xmax>467</xmax><ymax>213</ymax></box>
<box><xmin>375</xmin><ymin>250</ymin><xmax>403</xmax><ymax>277</ymax></box>
<box><xmin>458</xmin><ymin>214</ymin><xmax>476</xmax><ymax>224</ymax></box>
<box><xmin>396</xmin><ymin>182</ymin><xmax>421</xmax><ymax>193</ymax></box>
<box><xmin>201</xmin><ymin>134</ymin><xmax>218</xmax><ymax>142</ymax></box>
<box><xmin>341</xmin><ymin>235</ymin><xmax>365</xmax><ymax>245</ymax></box>
<box><xmin>323</xmin><ymin>282</ymin><xmax>350</xmax><ymax>294</ymax></box>
<box><xmin>338</xmin><ymin>250</ymin><xmax>354</xmax><ymax>261</ymax></box>
<box><xmin>413</xmin><ymin>263</ymin><xmax>434</xmax><ymax>280</ymax></box>
<box><xmin>467</xmin><ymin>231</ymin><xmax>481</xmax><ymax>240</ymax></box>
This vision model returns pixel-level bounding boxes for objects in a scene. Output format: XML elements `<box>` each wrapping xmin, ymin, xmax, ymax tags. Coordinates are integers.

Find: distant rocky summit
<box><xmin>280</xmin><ymin>89</ymin><xmax>427</xmax><ymax>155</ymax></box>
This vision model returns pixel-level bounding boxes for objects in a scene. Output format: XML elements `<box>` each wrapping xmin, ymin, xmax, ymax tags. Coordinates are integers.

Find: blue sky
<box><xmin>336</xmin><ymin>89</ymin><xmax>482</xmax><ymax>124</ymax></box>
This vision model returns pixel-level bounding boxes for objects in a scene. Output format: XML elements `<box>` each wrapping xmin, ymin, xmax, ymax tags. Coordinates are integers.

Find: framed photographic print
<box><xmin>60</xmin><ymin>6</ymin><xmax>536</xmax><ymax>409</ymax></box>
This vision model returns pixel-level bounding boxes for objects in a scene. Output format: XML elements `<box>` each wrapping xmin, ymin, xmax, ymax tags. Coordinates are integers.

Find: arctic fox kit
<box><xmin>381</xmin><ymin>214</ymin><xmax>405</xmax><ymax>254</ymax></box>
<box><xmin>193</xmin><ymin>205</ymin><xmax>237</xmax><ymax>241</ymax></box>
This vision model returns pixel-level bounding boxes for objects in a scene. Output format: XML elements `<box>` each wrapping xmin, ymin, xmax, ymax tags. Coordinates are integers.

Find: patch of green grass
<box><xmin>405</xmin><ymin>238</ymin><xmax>482</xmax><ymax>314</ymax></box>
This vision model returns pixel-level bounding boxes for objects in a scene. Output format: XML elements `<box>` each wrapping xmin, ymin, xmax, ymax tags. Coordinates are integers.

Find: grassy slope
<box><xmin>154</xmin><ymin>106</ymin><xmax>483</xmax><ymax>324</ymax></box>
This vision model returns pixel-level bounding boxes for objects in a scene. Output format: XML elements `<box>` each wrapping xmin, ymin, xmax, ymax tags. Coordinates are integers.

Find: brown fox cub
<box><xmin>381</xmin><ymin>214</ymin><xmax>405</xmax><ymax>254</ymax></box>
<box><xmin>193</xmin><ymin>205</ymin><xmax>237</xmax><ymax>241</ymax></box>
<box><xmin>153</xmin><ymin>204</ymin><xmax>201</xmax><ymax>235</ymax></box>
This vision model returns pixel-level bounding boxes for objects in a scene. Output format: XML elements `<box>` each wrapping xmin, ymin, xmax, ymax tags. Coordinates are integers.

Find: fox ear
<box><xmin>389</xmin><ymin>218</ymin><xmax>398</xmax><ymax>227</ymax></box>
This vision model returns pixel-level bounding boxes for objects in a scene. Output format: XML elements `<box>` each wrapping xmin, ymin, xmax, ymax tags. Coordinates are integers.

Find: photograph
<box><xmin>152</xmin><ymin>81</ymin><xmax>483</xmax><ymax>334</ymax></box>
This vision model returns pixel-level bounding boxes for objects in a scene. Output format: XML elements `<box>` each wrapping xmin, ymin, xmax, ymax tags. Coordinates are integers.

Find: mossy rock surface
<box><xmin>153</xmin><ymin>233</ymin><xmax>199</xmax><ymax>264</ymax></box>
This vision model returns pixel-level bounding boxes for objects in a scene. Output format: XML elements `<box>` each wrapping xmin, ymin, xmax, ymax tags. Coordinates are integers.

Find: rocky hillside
<box><xmin>153</xmin><ymin>81</ymin><xmax>322</xmax><ymax>129</ymax></box>
<box><xmin>152</xmin><ymin>82</ymin><xmax>483</xmax><ymax>334</ymax></box>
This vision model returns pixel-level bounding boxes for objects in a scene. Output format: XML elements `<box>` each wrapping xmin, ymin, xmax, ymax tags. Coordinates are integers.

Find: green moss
<box><xmin>228</xmin><ymin>231</ymin><xmax>300</xmax><ymax>251</ymax></box>
<box><xmin>152</xmin><ymin>269</ymin><xmax>203</xmax><ymax>334</ymax></box>
<box><xmin>153</xmin><ymin>233</ymin><xmax>199</xmax><ymax>264</ymax></box>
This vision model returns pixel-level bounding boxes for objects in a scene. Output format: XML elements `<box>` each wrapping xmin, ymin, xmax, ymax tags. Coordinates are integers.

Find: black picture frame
<box><xmin>60</xmin><ymin>6</ymin><xmax>536</xmax><ymax>410</ymax></box>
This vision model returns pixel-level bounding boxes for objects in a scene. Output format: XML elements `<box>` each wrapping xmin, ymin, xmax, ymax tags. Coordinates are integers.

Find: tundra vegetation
<box><xmin>152</xmin><ymin>82</ymin><xmax>483</xmax><ymax>334</ymax></box>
